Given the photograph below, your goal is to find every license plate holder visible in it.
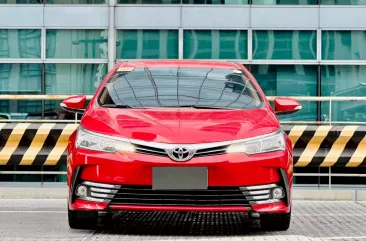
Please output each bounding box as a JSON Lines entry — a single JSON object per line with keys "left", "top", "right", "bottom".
{"left": 152, "top": 167, "right": 208, "bottom": 190}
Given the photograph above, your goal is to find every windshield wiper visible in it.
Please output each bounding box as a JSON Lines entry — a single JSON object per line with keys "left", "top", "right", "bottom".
{"left": 100, "top": 103, "right": 134, "bottom": 108}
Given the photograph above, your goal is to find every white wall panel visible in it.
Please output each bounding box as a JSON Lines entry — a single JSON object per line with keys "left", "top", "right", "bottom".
{"left": 320, "top": 7, "right": 366, "bottom": 28}
{"left": 44, "top": 7, "right": 109, "bottom": 28}
{"left": 0, "top": 7, "right": 43, "bottom": 27}
{"left": 115, "top": 7, "right": 181, "bottom": 28}
{"left": 181, "top": 6, "right": 250, "bottom": 29}
{"left": 251, "top": 7, "right": 318, "bottom": 29}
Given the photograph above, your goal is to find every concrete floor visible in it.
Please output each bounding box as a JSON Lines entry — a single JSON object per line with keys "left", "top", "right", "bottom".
{"left": 0, "top": 199, "right": 366, "bottom": 240}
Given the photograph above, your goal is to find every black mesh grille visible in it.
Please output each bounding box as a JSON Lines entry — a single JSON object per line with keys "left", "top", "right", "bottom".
{"left": 109, "top": 185, "right": 250, "bottom": 207}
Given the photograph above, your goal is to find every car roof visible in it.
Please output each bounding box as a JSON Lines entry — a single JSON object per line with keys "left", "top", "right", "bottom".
{"left": 116, "top": 60, "right": 242, "bottom": 69}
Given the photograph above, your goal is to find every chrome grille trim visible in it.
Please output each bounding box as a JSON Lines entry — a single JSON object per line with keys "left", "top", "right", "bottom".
{"left": 195, "top": 147, "right": 229, "bottom": 156}
{"left": 90, "top": 187, "right": 118, "bottom": 194}
{"left": 240, "top": 183, "right": 285, "bottom": 205}
{"left": 246, "top": 194, "right": 271, "bottom": 201}
{"left": 242, "top": 190, "right": 270, "bottom": 196}
{"left": 76, "top": 181, "right": 121, "bottom": 204}
{"left": 131, "top": 139, "right": 231, "bottom": 159}
{"left": 130, "top": 139, "right": 232, "bottom": 150}
{"left": 78, "top": 196, "right": 110, "bottom": 203}
{"left": 255, "top": 199, "right": 282, "bottom": 204}
{"left": 240, "top": 184, "right": 277, "bottom": 191}
{"left": 196, "top": 148, "right": 228, "bottom": 154}
{"left": 90, "top": 192, "right": 114, "bottom": 199}
{"left": 83, "top": 181, "right": 121, "bottom": 189}
{"left": 134, "top": 146, "right": 166, "bottom": 155}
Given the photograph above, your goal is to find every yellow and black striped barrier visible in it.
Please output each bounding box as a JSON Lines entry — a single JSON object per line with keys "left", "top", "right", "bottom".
{"left": 283, "top": 125, "right": 366, "bottom": 168}
{"left": 0, "top": 123, "right": 365, "bottom": 167}
{"left": 0, "top": 123, "right": 78, "bottom": 166}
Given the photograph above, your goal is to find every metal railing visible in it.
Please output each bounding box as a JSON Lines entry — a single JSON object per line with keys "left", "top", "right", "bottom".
{"left": 1, "top": 95, "right": 366, "bottom": 125}
{"left": 1, "top": 170, "right": 366, "bottom": 190}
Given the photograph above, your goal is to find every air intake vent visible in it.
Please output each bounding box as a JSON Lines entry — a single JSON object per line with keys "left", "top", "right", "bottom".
{"left": 110, "top": 185, "right": 251, "bottom": 207}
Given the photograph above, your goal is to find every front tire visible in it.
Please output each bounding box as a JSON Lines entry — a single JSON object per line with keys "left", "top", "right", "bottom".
{"left": 260, "top": 211, "right": 291, "bottom": 231}
{"left": 68, "top": 207, "right": 98, "bottom": 229}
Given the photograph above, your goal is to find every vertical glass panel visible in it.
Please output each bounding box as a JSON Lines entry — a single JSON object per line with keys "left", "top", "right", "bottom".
{"left": 44, "top": 100, "right": 60, "bottom": 116}
{"left": 0, "top": 29, "right": 41, "bottom": 58}
{"left": 183, "top": 30, "right": 248, "bottom": 59}
{"left": 46, "top": 29, "right": 108, "bottom": 59}
{"left": 118, "top": 0, "right": 180, "bottom": 3}
{"left": 116, "top": 30, "right": 179, "bottom": 59}
{"left": 0, "top": 63, "right": 42, "bottom": 94}
{"left": 46, "top": 0, "right": 107, "bottom": 3}
{"left": 322, "top": 0, "right": 366, "bottom": 4}
{"left": 0, "top": 63, "right": 42, "bottom": 119}
{"left": 322, "top": 31, "right": 366, "bottom": 60}
{"left": 0, "top": 100, "right": 42, "bottom": 120}
{"left": 321, "top": 65, "right": 366, "bottom": 122}
{"left": 18, "top": 100, "right": 43, "bottom": 117}
{"left": 45, "top": 64, "right": 108, "bottom": 94}
{"left": 253, "top": 0, "right": 317, "bottom": 4}
{"left": 253, "top": 30, "right": 317, "bottom": 60}
{"left": 250, "top": 65, "right": 318, "bottom": 121}
{"left": 182, "top": 0, "right": 247, "bottom": 4}
{"left": 0, "top": 0, "right": 42, "bottom": 3}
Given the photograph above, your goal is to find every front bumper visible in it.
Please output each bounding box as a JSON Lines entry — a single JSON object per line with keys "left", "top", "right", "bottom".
{"left": 70, "top": 180, "right": 290, "bottom": 214}
{"left": 68, "top": 149, "right": 292, "bottom": 214}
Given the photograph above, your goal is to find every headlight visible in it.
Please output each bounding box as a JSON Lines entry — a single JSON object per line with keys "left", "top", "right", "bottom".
{"left": 76, "top": 127, "right": 135, "bottom": 153}
{"left": 227, "top": 131, "right": 285, "bottom": 155}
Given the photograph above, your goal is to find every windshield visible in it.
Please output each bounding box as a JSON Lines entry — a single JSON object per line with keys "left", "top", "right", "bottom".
{"left": 98, "top": 67, "right": 263, "bottom": 110}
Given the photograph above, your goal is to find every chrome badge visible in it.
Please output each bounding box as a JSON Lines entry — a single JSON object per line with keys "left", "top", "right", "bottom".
{"left": 166, "top": 147, "right": 196, "bottom": 162}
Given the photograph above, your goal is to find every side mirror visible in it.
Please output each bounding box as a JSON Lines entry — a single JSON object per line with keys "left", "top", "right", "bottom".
{"left": 60, "top": 95, "right": 86, "bottom": 114}
{"left": 274, "top": 97, "right": 302, "bottom": 115}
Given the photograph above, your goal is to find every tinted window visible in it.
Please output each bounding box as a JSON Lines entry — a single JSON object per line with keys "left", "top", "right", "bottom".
{"left": 98, "top": 67, "right": 263, "bottom": 109}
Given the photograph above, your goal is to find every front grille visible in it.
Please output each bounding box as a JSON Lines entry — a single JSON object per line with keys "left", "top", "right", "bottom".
{"left": 133, "top": 143, "right": 229, "bottom": 159}
{"left": 195, "top": 145, "right": 229, "bottom": 157}
{"left": 134, "top": 144, "right": 166, "bottom": 157}
{"left": 109, "top": 185, "right": 250, "bottom": 207}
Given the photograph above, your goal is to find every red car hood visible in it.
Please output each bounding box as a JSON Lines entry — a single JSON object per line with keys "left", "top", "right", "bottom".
{"left": 81, "top": 108, "right": 280, "bottom": 144}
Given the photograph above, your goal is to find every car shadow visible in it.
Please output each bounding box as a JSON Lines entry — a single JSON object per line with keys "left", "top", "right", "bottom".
{"left": 96, "top": 211, "right": 280, "bottom": 237}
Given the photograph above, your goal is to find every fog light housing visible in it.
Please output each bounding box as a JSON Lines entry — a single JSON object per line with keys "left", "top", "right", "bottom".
{"left": 272, "top": 187, "right": 285, "bottom": 199}
{"left": 76, "top": 185, "right": 88, "bottom": 197}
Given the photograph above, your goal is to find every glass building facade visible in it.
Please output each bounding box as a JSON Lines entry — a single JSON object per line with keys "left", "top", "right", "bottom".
{"left": 0, "top": 0, "right": 365, "bottom": 184}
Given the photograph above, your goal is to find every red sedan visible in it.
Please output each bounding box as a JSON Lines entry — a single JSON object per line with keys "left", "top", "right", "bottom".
{"left": 62, "top": 60, "right": 301, "bottom": 231}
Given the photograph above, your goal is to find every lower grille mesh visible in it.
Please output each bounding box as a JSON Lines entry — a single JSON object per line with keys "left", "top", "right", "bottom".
{"left": 110, "top": 185, "right": 250, "bottom": 207}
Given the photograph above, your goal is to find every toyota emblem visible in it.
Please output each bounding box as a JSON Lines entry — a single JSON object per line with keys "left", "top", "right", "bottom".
{"left": 166, "top": 147, "right": 195, "bottom": 162}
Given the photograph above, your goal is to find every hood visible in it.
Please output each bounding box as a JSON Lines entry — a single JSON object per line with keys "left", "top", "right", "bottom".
{"left": 81, "top": 107, "right": 280, "bottom": 144}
